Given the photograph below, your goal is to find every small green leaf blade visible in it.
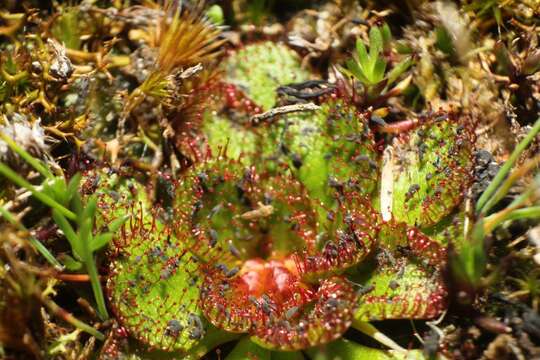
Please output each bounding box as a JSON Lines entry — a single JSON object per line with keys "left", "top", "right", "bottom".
{"left": 381, "top": 23, "right": 392, "bottom": 49}
{"left": 368, "top": 27, "right": 383, "bottom": 68}
{"left": 356, "top": 39, "right": 370, "bottom": 72}
{"left": 345, "top": 59, "right": 369, "bottom": 84}
{"left": 371, "top": 58, "right": 387, "bottom": 84}
{"left": 90, "top": 233, "right": 113, "bottom": 252}
{"left": 52, "top": 209, "right": 82, "bottom": 259}
{"left": 386, "top": 57, "right": 413, "bottom": 87}
{"left": 58, "top": 254, "right": 83, "bottom": 271}
{"left": 451, "top": 217, "right": 486, "bottom": 288}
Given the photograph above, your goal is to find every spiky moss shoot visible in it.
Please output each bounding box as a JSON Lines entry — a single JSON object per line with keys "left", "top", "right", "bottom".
{"left": 152, "top": 3, "right": 225, "bottom": 73}
{"left": 389, "top": 111, "right": 475, "bottom": 230}
{"left": 86, "top": 168, "right": 208, "bottom": 353}
{"left": 222, "top": 42, "right": 313, "bottom": 110}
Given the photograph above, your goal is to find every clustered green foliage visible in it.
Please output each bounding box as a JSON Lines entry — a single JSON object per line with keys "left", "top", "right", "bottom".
{"left": 343, "top": 24, "right": 412, "bottom": 103}
{"left": 0, "top": 134, "right": 127, "bottom": 321}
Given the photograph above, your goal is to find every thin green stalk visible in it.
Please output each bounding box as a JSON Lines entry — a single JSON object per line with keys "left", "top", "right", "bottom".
{"left": 476, "top": 117, "right": 540, "bottom": 214}
{"left": 80, "top": 211, "right": 108, "bottom": 320}
{"left": 0, "top": 132, "right": 53, "bottom": 179}
{"left": 84, "top": 253, "right": 108, "bottom": 320}
{"left": 481, "top": 156, "right": 540, "bottom": 214}
{"left": 508, "top": 186, "right": 536, "bottom": 208}
{"left": 0, "top": 205, "right": 62, "bottom": 269}
{"left": 0, "top": 163, "right": 76, "bottom": 220}
{"left": 504, "top": 206, "right": 540, "bottom": 221}
{"left": 485, "top": 206, "right": 540, "bottom": 232}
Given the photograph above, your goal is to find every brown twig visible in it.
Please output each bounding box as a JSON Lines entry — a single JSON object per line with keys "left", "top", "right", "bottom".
{"left": 250, "top": 103, "right": 320, "bottom": 125}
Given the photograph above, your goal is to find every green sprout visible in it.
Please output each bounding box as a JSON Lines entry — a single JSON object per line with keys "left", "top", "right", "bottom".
{"left": 451, "top": 117, "right": 540, "bottom": 292}
{"left": 0, "top": 132, "right": 127, "bottom": 321}
{"left": 343, "top": 24, "right": 413, "bottom": 103}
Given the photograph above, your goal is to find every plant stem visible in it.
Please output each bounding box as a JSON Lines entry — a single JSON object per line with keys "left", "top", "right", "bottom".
{"left": 485, "top": 206, "right": 540, "bottom": 233}
{"left": 0, "top": 204, "right": 62, "bottom": 269}
{"left": 0, "top": 132, "right": 53, "bottom": 178}
{"left": 0, "top": 163, "right": 76, "bottom": 220}
{"left": 476, "top": 117, "right": 540, "bottom": 214}
{"left": 481, "top": 155, "right": 540, "bottom": 214}
{"left": 85, "top": 253, "right": 108, "bottom": 320}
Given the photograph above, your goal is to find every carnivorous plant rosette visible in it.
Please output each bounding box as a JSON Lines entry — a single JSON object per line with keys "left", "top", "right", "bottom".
{"left": 2, "top": 2, "right": 540, "bottom": 359}
{"left": 90, "top": 42, "right": 475, "bottom": 356}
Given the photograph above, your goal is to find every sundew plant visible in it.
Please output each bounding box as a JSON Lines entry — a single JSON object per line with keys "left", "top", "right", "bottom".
{"left": 0, "top": 1, "right": 540, "bottom": 360}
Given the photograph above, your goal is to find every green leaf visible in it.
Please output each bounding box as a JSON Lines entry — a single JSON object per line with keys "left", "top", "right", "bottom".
{"left": 226, "top": 337, "right": 271, "bottom": 360}
{"left": 368, "top": 27, "right": 383, "bottom": 68}
{"left": 52, "top": 209, "right": 82, "bottom": 259}
{"left": 389, "top": 114, "right": 474, "bottom": 229}
{"left": 203, "top": 113, "right": 259, "bottom": 161}
{"left": 43, "top": 177, "right": 68, "bottom": 206}
{"left": 493, "top": 7, "right": 502, "bottom": 28}
{"left": 66, "top": 173, "right": 82, "bottom": 204}
{"left": 223, "top": 42, "right": 312, "bottom": 110}
{"left": 345, "top": 59, "right": 369, "bottom": 84}
{"left": 90, "top": 233, "right": 112, "bottom": 252}
{"left": 386, "top": 57, "right": 413, "bottom": 87}
{"left": 435, "top": 27, "right": 455, "bottom": 56}
{"left": 71, "top": 192, "right": 84, "bottom": 218}
{"left": 381, "top": 23, "right": 392, "bottom": 49}
{"left": 206, "top": 4, "right": 224, "bottom": 25}
{"left": 477, "top": 117, "right": 540, "bottom": 214}
{"left": 371, "top": 58, "right": 387, "bottom": 84}
{"left": 496, "top": 206, "right": 540, "bottom": 223}
{"left": 277, "top": 99, "right": 379, "bottom": 222}
{"left": 0, "top": 162, "right": 76, "bottom": 220}
{"left": 58, "top": 253, "right": 83, "bottom": 271}
{"left": 451, "top": 218, "right": 486, "bottom": 288}
{"left": 356, "top": 39, "right": 370, "bottom": 72}
{"left": 85, "top": 247, "right": 108, "bottom": 320}
{"left": 50, "top": 6, "right": 81, "bottom": 50}
{"left": 354, "top": 222, "right": 447, "bottom": 321}
{"left": 82, "top": 196, "right": 97, "bottom": 225}
{"left": 79, "top": 217, "right": 93, "bottom": 254}
{"left": 93, "top": 170, "right": 206, "bottom": 352}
